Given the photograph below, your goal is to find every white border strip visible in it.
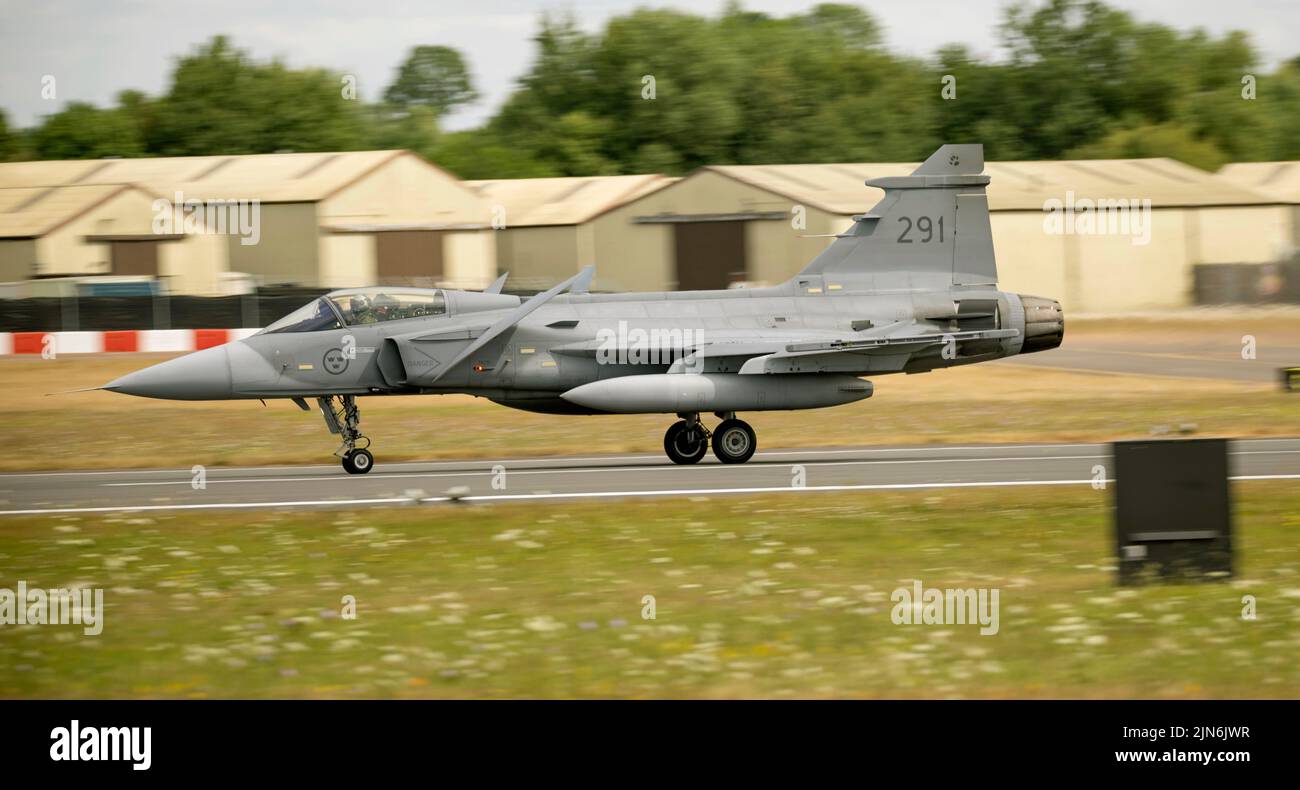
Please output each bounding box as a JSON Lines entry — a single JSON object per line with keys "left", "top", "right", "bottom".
{"left": 0, "top": 329, "right": 262, "bottom": 355}
{"left": 5, "top": 474, "right": 1300, "bottom": 516}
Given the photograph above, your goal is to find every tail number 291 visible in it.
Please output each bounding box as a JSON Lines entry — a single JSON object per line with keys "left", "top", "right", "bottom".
{"left": 897, "top": 216, "right": 944, "bottom": 244}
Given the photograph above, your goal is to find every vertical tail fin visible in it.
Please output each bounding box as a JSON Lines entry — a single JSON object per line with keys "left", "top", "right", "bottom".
{"left": 797, "top": 144, "right": 997, "bottom": 289}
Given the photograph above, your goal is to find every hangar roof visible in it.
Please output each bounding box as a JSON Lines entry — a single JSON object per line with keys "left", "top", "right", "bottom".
{"left": 0, "top": 150, "right": 427, "bottom": 203}
{"left": 467, "top": 174, "right": 673, "bottom": 226}
{"left": 1217, "top": 162, "right": 1300, "bottom": 203}
{"left": 704, "top": 158, "right": 1280, "bottom": 214}
{"left": 0, "top": 183, "right": 140, "bottom": 238}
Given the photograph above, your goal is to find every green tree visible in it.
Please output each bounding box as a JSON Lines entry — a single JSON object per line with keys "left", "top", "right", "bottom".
{"left": 114, "top": 89, "right": 160, "bottom": 152}
{"left": 589, "top": 8, "right": 746, "bottom": 170}
{"left": 426, "top": 130, "right": 558, "bottom": 179}
{"left": 31, "top": 102, "right": 144, "bottom": 159}
{"left": 1259, "top": 62, "right": 1300, "bottom": 159}
{"left": 5, "top": 1, "right": 1299, "bottom": 174}
{"left": 367, "top": 104, "right": 442, "bottom": 153}
{"left": 995, "top": 0, "right": 1139, "bottom": 156}
{"left": 934, "top": 47, "right": 1031, "bottom": 160}
{"left": 0, "top": 110, "right": 17, "bottom": 161}
{"left": 150, "top": 36, "right": 366, "bottom": 155}
{"left": 383, "top": 45, "right": 479, "bottom": 117}
{"left": 485, "top": 4, "right": 936, "bottom": 175}
{"left": 796, "top": 3, "right": 882, "bottom": 50}
{"left": 1067, "top": 123, "right": 1228, "bottom": 170}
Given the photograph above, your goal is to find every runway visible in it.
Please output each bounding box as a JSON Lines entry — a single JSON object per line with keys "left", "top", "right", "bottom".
{"left": 3, "top": 438, "right": 1299, "bottom": 515}
{"left": 998, "top": 341, "right": 1300, "bottom": 381}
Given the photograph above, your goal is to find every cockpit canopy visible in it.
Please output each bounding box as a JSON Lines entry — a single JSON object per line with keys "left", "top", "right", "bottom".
{"left": 329, "top": 289, "right": 447, "bottom": 325}
{"left": 261, "top": 289, "right": 448, "bottom": 334}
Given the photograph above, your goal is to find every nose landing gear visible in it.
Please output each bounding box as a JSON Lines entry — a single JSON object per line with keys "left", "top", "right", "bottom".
{"left": 318, "top": 394, "right": 374, "bottom": 474}
{"left": 663, "top": 411, "right": 757, "bottom": 465}
{"left": 342, "top": 446, "right": 373, "bottom": 475}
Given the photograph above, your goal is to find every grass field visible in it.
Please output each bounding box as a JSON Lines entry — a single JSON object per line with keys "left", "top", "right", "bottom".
{"left": 2, "top": 483, "right": 1298, "bottom": 699}
{"left": 4, "top": 317, "right": 1299, "bottom": 471}
{"left": 3, "top": 316, "right": 1296, "bottom": 698}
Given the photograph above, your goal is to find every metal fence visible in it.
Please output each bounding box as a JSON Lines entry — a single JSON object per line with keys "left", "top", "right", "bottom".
{"left": 0, "top": 288, "right": 331, "bottom": 332}
{"left": 1192, "top": 260, "right": 1300, "bottom": 305}
{"left": 2, "top": 264, "right": 1298, "bottom": 333}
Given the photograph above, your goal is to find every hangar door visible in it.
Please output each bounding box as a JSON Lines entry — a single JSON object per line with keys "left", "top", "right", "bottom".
{"left": 673, "top": 221, "right": 747, "bottom": 291}
{"left": 110, "top": 240, "right": 161, "bottom": 276}
{"left": 375, "top": 231, "right": 444, "bottom": 287}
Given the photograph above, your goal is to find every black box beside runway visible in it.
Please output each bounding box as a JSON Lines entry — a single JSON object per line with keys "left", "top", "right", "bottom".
{"left": 1282, "top": 366, "right": 1300, "bottom": 392}
{"left": 1113, "top": 438, "right": 1233, "bottom": 585}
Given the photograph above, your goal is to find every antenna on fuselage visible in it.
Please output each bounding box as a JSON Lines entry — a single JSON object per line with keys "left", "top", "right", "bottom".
{"left": 570, "top": 266, "right": 595, "bottom": 294}
{"left": 484, "top": 272, "right": 509, "bottom": 294}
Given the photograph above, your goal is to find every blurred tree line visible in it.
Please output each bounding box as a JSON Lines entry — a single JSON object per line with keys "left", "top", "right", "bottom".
{"left": 3, "top": 0, "right": 1298, "bottom": 176}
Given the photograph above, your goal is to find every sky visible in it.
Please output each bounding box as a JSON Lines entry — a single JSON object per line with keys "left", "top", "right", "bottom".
{"left": 1, "top": 0, "right": 1296, "bottom": 131}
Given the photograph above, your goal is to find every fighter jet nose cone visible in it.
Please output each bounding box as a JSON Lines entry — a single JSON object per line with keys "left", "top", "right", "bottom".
{"left": 105, "top": 344, "right": 233, "bottom": 400}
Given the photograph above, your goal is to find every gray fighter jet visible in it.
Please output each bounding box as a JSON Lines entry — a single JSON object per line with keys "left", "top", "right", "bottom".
{"left": 104, "top": 145, "right": 1063, "bottom": 473}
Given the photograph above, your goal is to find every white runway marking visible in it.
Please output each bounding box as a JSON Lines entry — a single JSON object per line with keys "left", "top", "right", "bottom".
{"left": 4, "top": 474, "right": 1299, "bottom": 516}
{"left": 97, "top": 454, "right": 1113, "bottom": 487}
{"left": 0, "top": 497, "right": 422, "bottom": 516}
{"left": 0, "top": 442, "right": 1138, "bottom": 478}
{"left": 1, "top": 438, "right": 1295, "bottom": 479}
{"left": 439, "top": 474, "right": 1300, "bottom": 503}
{"left": 92, "top": 448, "right": 1300, "bottom": 488}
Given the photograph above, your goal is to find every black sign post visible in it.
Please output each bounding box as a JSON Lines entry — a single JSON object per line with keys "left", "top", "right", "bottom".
{"left": 1281, "top": 366, "right": 1300, "bottom": 392}
{"left": 1113, "top": 438, "right": 1233, "bottom": 585}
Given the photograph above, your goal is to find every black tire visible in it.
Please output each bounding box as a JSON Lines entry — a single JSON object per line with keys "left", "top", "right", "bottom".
{"left": 343, "top": 448, "right": 374, "bottom": 475}
{"left": 711, "top": 419, "right": 756, "bottom": 464}
{"left": 663, "top": 420, "right": 708, "bottom": 465}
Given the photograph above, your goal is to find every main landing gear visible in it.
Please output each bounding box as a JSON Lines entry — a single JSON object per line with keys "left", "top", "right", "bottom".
{"left": 318, "top": 394, "right": 374, "bottom": 474}
{"left": 663, "top": 412, "right": 757, "bottom": 465}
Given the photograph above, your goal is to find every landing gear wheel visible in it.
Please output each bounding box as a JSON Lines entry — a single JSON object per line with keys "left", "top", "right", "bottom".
{"left": 342, "top": 448, "right": 374, "bottom": 475}
{"left": 664, "top": 420, "right": 708, "bottom": 465}
{"left": 712, "top": 419, "right": 756, "bottom": 464}
{"left": 319, "top": 395, "right": 375, "bottom": 474}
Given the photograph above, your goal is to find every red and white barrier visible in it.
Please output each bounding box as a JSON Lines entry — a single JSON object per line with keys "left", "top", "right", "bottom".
{"left": 0, "top": 329, "right": 261, "bottom": 355}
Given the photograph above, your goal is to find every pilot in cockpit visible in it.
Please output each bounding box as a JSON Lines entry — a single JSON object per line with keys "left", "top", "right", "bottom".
{"left": 350, "top": 294, "right": 376, "bottom": 324}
